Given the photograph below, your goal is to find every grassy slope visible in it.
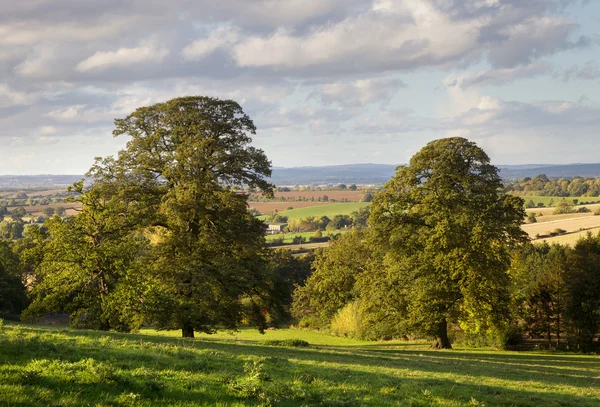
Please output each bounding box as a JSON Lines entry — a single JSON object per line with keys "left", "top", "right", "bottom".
{"left": 1, "top": 324, "right": 599, "bottom": 406}
{"left": 259, "top": 202, "right": 370, "bottom": 222}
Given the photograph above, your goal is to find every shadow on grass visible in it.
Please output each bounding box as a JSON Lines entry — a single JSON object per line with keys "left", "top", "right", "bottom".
{"left": 1, "top": 326, "right": 599, "bottom": 406}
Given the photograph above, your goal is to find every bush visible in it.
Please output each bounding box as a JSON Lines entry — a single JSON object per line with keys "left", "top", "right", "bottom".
{"left": 527, "top": 212, "right": 537, "bottom": 223}
{"left": 261, "top": 339, "right": 309, "bottom": 347}
{"left": 577, "top": 206, "right": 591, "bottom": 213}
{"left": 550, "top": 228, "right": 567, "bottom": 236}
{"left": 292, "top": 236, "right": 306, "bottom": 245}
{"left": 553, "top": 199, "right": 576, "bottom": 215}
{"left": 594, "top": 207, "right": 600, "bottom": 216}
{"left": 330, "top": 300, "right": 366, "bottom": 339}
{"left": 497, "top": 325, "right": 524, "bottom": 350}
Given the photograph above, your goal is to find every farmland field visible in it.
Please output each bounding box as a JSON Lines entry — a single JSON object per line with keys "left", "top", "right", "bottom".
{"left": 248, "top": 201, "right": 334, "bottom": 215}
{"left": 259, "top": 202, "right": 370, "bottom": 221}
{"left": 538, "top": 228, "right": 600, "bottom": 245}
{"left": 251, "top": 190, "right": 365, "bottom": 202}
{"left": 522, "top": 215, "right": 600, "bottom": 238}
{"left": 1, "top": 323, "right": 599, "bottom": 406}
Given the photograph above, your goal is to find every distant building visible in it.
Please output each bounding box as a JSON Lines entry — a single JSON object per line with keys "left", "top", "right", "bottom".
{"left": 266, "top": 223, "right": 287, "bottom": 234}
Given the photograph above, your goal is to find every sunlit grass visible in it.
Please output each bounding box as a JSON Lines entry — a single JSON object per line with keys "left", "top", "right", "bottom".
{"left": 1, "top": 323, "right": 599, "bottom": 406}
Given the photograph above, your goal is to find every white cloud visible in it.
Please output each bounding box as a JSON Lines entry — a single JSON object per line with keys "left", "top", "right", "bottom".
{"left": 45, "top": 105, "right": 85, "bottom": 120}
{"left": 182, "top": 28, "right": 238, "bottom": 60}
{"left": 76, "top": 44, "right": 169, "bottom": 72}
{"left": 455, "top": 61, "right": 553, "bottom": 88}
{"left": 315, "top": 77, "right": 406, "bottom": 106}
{"left": 38, "top": 125, "right": 58, "bottom": 135}
{"left": 0, "top": 84, "right": 39, "bottom": 107}
{"left": 558, "top": 61, "right": 600, "bottom": 82}
{"left": 14, "top": 45, "right": 59, "bottom": 78}
{"left": 37, "top": 136, "right": 59, "bottom": 145}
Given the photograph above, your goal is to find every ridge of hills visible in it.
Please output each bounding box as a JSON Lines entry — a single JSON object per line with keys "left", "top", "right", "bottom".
{"left": 2, "top": 163, "right": 600, "bottom": 188}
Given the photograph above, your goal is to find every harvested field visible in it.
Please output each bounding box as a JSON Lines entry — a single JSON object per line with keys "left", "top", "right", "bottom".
{"left": 527, "top": 211, "right": 597, "bottom": 223}
{"left": 537, "top": 227, "right": 600, "bottom": 246}
{"left": 8, "top": 202, "right": 81, "bottom": 216}
{"left": 526, "top": 203, "right": 600, "bottom": 216}
{"left": 522, "top": 215, "right": 600, "bottom": 238}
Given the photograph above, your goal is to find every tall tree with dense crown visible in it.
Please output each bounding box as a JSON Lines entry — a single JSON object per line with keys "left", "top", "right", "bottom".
{"left": 94, "top": 96, "right": 273, "bottom": 337}
{"left": 363, "top": 137, "right": 526, "bottom": 348}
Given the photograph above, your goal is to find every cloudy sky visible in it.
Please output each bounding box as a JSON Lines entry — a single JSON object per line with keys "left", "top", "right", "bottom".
{"left": 1, "top": 0, "right": 599, "bottom": 174}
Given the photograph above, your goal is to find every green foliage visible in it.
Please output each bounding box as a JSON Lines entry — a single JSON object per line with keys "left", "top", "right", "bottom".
{"left": 526, "top": 212, "right": 537, "bottom": 223}
{"left": 0, "top": 241, "right": 27, "bottom": 317}
{"left": 292, "top": 230, "right": 370, "bottom": 327}
{"left": 505, "top": 175, "right": 600, "bottom": 197}
{"left": 25, "top": 96, "right": 275, "bottom": 338}
{"left": 509, "top": 243, "right": 568, "bottom": 348}
{"left": 330, "top": 300, "right": 367, "bottom": 339}
{"left": 565, "top": 234, "right": 600, "bottom": 351}
{"left": 362, "top": 137, "right": 527, "bottom": 348}
{"left": 23, "top": 187, "right": 150, "bottom": 331}
{"left": 351, "top": 205, "right": 371, "bottom": 228}
{"left": 553, "top": 199, "right": 576, "bottom": 214}
{"left": 360, "top": 192, "right": 374, "bottom": 202}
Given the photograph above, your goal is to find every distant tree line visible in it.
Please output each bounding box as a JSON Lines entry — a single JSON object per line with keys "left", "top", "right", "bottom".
{"left": 504, "top": 174, "right": 600, "bottom": 197}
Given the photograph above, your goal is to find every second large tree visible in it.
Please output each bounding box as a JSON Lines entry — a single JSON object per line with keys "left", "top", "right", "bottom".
{"left": 363, "top": 137, "right": 526, "bottom": 348}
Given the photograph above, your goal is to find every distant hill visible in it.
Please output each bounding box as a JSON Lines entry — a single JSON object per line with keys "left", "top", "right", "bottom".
{"left": 0, "top": 175, "right": 83, "bottom": 189}
{"left": 270, "top": 164, "right": 398, "bottom": 185}
{"left": 497, "top": 164, "right": 600, "bottom": 180}
{"left": 2, "top": 163, "right": 600, "bottom": 189}
{"left": 270, "top": 163, "right": 600, "bottom": 185}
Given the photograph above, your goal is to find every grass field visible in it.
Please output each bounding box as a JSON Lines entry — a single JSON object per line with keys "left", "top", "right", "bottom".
{"left": 259, "top": 202, "right": 370, "bottom": 222}
{"left": 265, "top": 231, "right": 317, "bottom": 243}
{"left": 1, "top": 323, "right": 598, "bottom": 406}
{"left": 251, "top": 191, "right": 365, "bottom": 202}
{"left": 249, "top": 202, "right": 335, "bottom": 216}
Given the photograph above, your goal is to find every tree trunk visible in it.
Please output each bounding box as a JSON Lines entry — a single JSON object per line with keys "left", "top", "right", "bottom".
{"left": 432, "top": 318, "right": 452, "bottom": 349}
{"left": 182, "top": 323, "right": 194, "bottom": 338}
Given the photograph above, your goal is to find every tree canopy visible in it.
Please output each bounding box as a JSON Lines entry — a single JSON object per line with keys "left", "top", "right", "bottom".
{"left": 361, "top": 137, "right": 526, "bottom": 348}
{"left": 25, "top": 96, "right": 275, "bottom": 337}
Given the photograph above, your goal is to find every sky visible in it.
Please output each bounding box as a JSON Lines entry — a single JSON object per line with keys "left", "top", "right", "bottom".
{"left": 1, "top": 0, "right": 600, "bottom": 174}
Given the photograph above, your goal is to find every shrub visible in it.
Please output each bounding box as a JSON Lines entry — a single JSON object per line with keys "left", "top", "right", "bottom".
{"left": 594, "top": 207, "right": 600, "bottom": 216}
{"left": 292, "top": 236, "right": 306, "bottom": 245}
{"left": 330, "top": 300, "right": 366, "bottom": 339}
{"left": 549, "top": 228, "right": 567, "bottom": 236}
{"left": 553, "top": 199, "right": 575, "bottom": 215}
{"left": 577, "top": 206, "right": 591, "bottom": 213}
{"left": 261, "top": 339, "right": 309, "bottom": 347}
{"left": 527, "top": 213, "right": 537, "bottom": 223}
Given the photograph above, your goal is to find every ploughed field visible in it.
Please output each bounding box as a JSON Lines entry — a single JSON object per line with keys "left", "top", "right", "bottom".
{"left": 1, "top": 323, "right": 599, "bottom": 406}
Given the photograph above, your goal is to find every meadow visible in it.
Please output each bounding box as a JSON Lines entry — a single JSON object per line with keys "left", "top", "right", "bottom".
{"left": 259, "top": 202, "right": 370, "bottom": 222}
{"left": 1, "top": 323, "right": 599, "bottom": 407}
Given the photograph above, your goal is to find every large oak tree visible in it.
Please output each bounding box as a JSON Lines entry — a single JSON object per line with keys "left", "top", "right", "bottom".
{"left": 26, "top": 96, "right": 274, "bottom": 337}
{"left": 362, "top": 137, "right": 526, "bottom": 348}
